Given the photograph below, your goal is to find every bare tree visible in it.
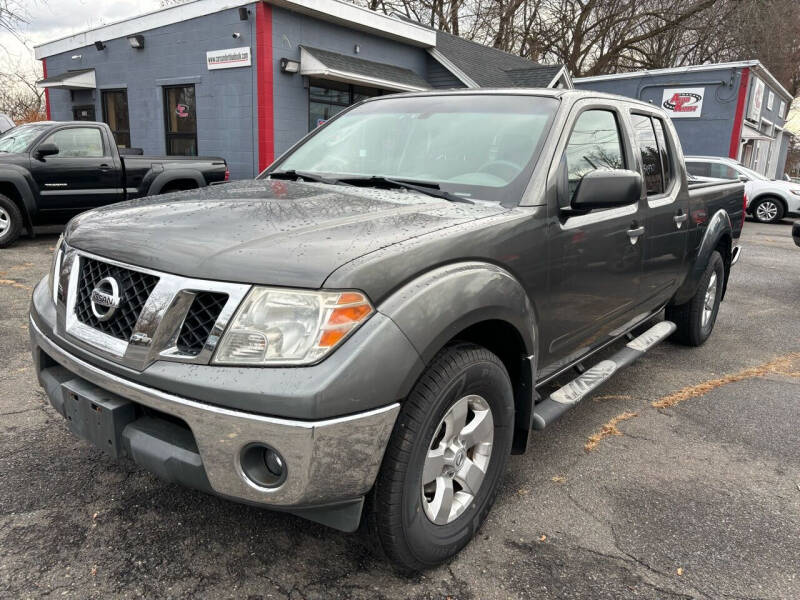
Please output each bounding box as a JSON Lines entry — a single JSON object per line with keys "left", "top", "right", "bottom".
{"left": 0, "top": 0, "right": 28, "bottom": 51}
{"left": 0, "top": 60, "right": 45, "bottom": 122}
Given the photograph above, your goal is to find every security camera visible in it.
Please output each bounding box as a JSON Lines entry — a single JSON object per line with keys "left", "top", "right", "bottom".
{"left": 232, "top": 32, "right": 241, "bottom": 39}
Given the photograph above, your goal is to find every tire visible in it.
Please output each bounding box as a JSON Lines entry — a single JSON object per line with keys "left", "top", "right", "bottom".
{"left": 367, "top": 343, "right": 514, "bottom": 572}
{"left": 0, "top": 194, "right": 23, "bottom": 249}
{"left": 751, "top": 197, "right": 785, "bottom": 224}
{"left": 666, "top": 250, "right": 724, "bottom": 346}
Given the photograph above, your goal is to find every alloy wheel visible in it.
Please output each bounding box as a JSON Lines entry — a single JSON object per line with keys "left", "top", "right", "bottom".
{"left": 421, "top": 394, "right": 494, "bottom": 525}
{"left": 755, "top": 200, "right": 779, "bottom": 222}
{"left": 0, "top": 207, "right": 9, "bottom": 235}
{"left": 702, "top": 272, "right": 718, "bottom": 328}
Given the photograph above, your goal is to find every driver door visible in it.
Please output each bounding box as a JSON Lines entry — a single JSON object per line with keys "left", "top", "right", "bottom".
{"left": 540, "top": 103, "right": 646, "bottom": 373}
{"left": 29, "top": 125, "right": 122, "bottom": 215}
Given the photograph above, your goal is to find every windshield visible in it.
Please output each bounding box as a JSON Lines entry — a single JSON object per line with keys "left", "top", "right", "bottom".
{"left": 264, "top": 94, "right": 559, "bottom": 202}
{"left": 0, "top": 123, "right": 50, "bottom": 154}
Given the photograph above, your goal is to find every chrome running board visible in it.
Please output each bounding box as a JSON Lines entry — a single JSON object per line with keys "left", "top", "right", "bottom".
{"left": 532, "top": 320, "right": 676, "bottom": 430}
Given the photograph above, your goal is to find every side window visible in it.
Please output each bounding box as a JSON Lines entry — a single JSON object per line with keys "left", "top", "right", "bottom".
{"left": 631, "top": 114, "right": 663, "bottom": 195}
{"left": 565, "top": 109, "right": 625, "bottom": 199}
{"left": 652, "top": 118, "right": 674, "bottom": 189}
{"left": 686, "top": 161, "right": 709, "bottom": 177}
{"left": 40, "top": 127, "right": 105, "bottom": 158}
{"left": 708, "top": 163, "right": 738, "bottom": 180}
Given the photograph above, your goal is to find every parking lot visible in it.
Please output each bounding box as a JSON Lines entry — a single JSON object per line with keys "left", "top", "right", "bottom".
{"left": 1, "top": 219, "right": 798, "bottom": 599}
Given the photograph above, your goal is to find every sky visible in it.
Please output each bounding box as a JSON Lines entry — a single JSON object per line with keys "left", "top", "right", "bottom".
{"left": 0, "top": 0, "right": 163, "bottom": 74}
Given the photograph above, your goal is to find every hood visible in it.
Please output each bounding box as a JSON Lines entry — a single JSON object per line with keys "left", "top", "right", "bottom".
{"left": 65, "top": 179, "right": 506, "bottom": 289}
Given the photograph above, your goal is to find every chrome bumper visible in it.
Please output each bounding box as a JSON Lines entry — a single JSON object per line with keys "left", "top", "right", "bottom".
{"left": 30, "top": 316, "right": 399, "bottom": 508}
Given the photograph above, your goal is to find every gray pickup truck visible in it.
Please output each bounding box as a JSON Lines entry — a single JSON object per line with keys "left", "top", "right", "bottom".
{"left": 29, "top": 90, "right": 744, "bottom": 571}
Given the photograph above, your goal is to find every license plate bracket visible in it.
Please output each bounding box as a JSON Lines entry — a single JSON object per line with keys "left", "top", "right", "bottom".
{"left": 61, "top": 379, "right": 136, "bottom": 458}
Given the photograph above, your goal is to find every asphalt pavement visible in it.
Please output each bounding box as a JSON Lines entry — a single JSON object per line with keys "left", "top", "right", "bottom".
{"left": 1, "top": 219, "right": 798, "bottom": 599}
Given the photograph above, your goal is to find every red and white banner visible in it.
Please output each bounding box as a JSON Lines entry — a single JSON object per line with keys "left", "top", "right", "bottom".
{"left": 661, "top": 87, "right": 704, "bottom": 119}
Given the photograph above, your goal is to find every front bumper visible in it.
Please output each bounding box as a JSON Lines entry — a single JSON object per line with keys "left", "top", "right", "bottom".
{"left": 30, "top": 307, "right": 400, "bottom": 531}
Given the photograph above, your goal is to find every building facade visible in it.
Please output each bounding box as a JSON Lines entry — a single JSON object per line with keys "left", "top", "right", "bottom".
{"left": 36, "top": 0, "right": 569, "bottom": 180}
{"left": 576, "top": 62, "right": 794, "bottom": 179}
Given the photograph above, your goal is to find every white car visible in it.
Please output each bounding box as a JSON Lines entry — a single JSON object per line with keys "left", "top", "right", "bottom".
{"left": 685, "top": 156, "right": 800, "bottom": 224}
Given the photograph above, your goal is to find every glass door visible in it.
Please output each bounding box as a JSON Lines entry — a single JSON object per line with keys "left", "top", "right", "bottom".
{"left": 163, "top": 85, "right": 197, "bottom": 156}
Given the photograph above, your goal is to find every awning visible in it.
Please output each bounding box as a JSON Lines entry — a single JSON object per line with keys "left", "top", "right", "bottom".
{"left": 299, "top": 46, "right": 431, "bottom": 92}
{"left": 740, "top": 124, "right": 772, "bottom": 142}
{"left": 36, "top": 68, "right": 96, "bottom": 90}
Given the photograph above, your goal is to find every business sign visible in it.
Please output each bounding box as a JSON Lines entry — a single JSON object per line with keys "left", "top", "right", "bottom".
{"left": 661, "top": 87, "right": 704, "bottom": 118}
{"left": 206, "top": 47, "right": 251, "bottom": 70}
{"left": 748, "top": 77, "right": 765, "bottom": 121}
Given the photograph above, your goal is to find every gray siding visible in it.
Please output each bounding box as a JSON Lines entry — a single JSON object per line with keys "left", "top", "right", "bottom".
{"left": 425, "top": 54, "right": 467, "bottom": 89}
{"left": 45, "top": 4, "right": 259, "bottom": 180}
{"left": 270, "top": 6, "right": 429, "bottom": 158}
{"left": 774, "top": 131, "right": 791, "bottom": 179}
{"left": 576, "top": 67, "right": 744, "bottom": 158}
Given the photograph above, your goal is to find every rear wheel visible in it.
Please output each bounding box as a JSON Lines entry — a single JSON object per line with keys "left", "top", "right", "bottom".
{"left": 0, "top": 194, "right": 23, "bottom": 248}
{"left": 751, "top": 197, "right": 784, "bottom": 224}
{"left": 367, "top": 343, "right": 514, "bottom": 572}
{"left": 666, "top": 250, "right": 724, "bottom": 346}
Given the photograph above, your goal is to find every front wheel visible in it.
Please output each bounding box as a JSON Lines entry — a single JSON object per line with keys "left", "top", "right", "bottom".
{"left": 751, "top": 197, "right": 785, "bottom": 224}
{"left": 666, "top": 250, "right": 724, "bottom": 346}
{"left": 367, "top": 343, "right": 514, "bottom": 572}
{"left": 0, "top": 194, "right": 23, "bottom": 248}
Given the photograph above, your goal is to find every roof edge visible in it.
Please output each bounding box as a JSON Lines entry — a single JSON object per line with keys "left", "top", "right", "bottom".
{"left": 427, "top": 47, "right": 479, "bottom": 88}
{"left": 575, "top": 61, "right": 793, "bottom": 102}
{"left": 35, "top": 0, "right": 435, "bottom": 59}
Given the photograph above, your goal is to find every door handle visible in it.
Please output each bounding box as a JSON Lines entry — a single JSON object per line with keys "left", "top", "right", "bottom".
{"left": 627, "top": 225, "right": 645, "bottom": 245}
{"left": 99, "top": 163, "right": 111, "bottom": 172}
{"left": 674, "top": 213, "right": 688, "bottom": 228}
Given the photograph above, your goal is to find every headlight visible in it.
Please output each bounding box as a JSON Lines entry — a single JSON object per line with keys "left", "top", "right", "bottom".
{"left": 48, "top": 235, "right": 64, "bottom": 304}
{"left": 790, "top": 189, "right": 800, "bottom": 196}
{"left": 213, "top": 287, "right": 373, "bottom": 365}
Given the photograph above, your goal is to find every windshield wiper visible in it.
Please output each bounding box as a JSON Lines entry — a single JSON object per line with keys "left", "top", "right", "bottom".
{"left": 268, "top": 170, "right": 341, "bottom": 185}
{"left": 337, "top": 176, "right": 474, "bottom": 204}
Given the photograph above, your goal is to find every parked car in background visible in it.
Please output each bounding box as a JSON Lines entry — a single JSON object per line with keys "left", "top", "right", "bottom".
{"left": 0, "top": 114, "right": 14, "bottom": 135}
{"left": 685, "top": 155, "right": 800, "bottom": 224}
{"left": 30, "top": 90, "right": 744, "bottom": 571}
{"left": 0, "top": 121, "right": 228, "bottom": 248}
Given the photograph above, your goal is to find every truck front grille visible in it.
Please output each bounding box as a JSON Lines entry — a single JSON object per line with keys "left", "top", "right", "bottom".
{"left": 177, "top": 292, "right": 229, "bottom": 355}
{"left": 74, "top": 258, "right": 159, "bottom": 341}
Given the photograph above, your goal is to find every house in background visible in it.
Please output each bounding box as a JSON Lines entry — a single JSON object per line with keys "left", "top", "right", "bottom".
{"left": 576, "top": 62, "right": 794, "bottom": 179}
{"left": 34, "top": 0, "right": 569, "bottom": 179}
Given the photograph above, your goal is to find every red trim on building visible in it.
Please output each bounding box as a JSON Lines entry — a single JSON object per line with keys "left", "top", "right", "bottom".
{"left": 255, "top": 2, "right": 274, "bottom": 171}
{"left": 728, "top": 67, "right": 749, "bottom": 159}
{"left": 42, "top": 58, "right": 52, "bottom": 120}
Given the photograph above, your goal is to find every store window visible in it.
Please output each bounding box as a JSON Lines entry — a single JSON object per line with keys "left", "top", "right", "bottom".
{"left": 101, "top": 90, "right": 131, "bottom": 148}
{"left": 308, "top": 79, "right": 382, "bottom": 130}
{"left": 163, "top": 85, "right": 197, "bottom": 156}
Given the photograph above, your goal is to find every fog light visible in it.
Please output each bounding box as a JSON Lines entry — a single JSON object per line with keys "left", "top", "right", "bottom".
{"left": 240, "top": 444, "right": 287, "bottom": 489}
{"left": 264, "top": 449, "right": 284, "bottom": 476}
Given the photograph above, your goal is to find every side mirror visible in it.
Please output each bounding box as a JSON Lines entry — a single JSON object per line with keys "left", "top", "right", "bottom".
{"left": 570, "top": 169, "right": 642, "bottom": 211}
{"left": 738, "top": 175, "right": 749, "bottom": 183}
{"left": 35, "top": 143, "right": 59, "bottom": 160}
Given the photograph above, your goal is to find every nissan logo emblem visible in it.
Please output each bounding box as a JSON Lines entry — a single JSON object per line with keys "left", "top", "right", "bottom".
{"left": 90, "top": 276, "right": 121, "bottom": 322}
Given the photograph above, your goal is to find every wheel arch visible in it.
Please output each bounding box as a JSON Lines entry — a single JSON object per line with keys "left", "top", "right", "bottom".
{"left": 671, "top": 208, "right": 732, "bottom": 306}
{"left": 379, "top": 262, "right": 539, "bottom": 455}
{"left": 0, "top": 173, "right": 36, "bottom": 234}
{"left": 749, "top": 193, "right": 787, "bottom": 217}
{"left": 147, "top": 169, "right": 206, "bottom": 195}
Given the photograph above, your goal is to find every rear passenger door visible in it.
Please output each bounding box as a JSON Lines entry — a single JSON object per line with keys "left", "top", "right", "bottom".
{"left": 630, "top": 112, "right": 689, "bottom": 307}
{"left": 542, "top": 102, "right": 646, "bottom": 371}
